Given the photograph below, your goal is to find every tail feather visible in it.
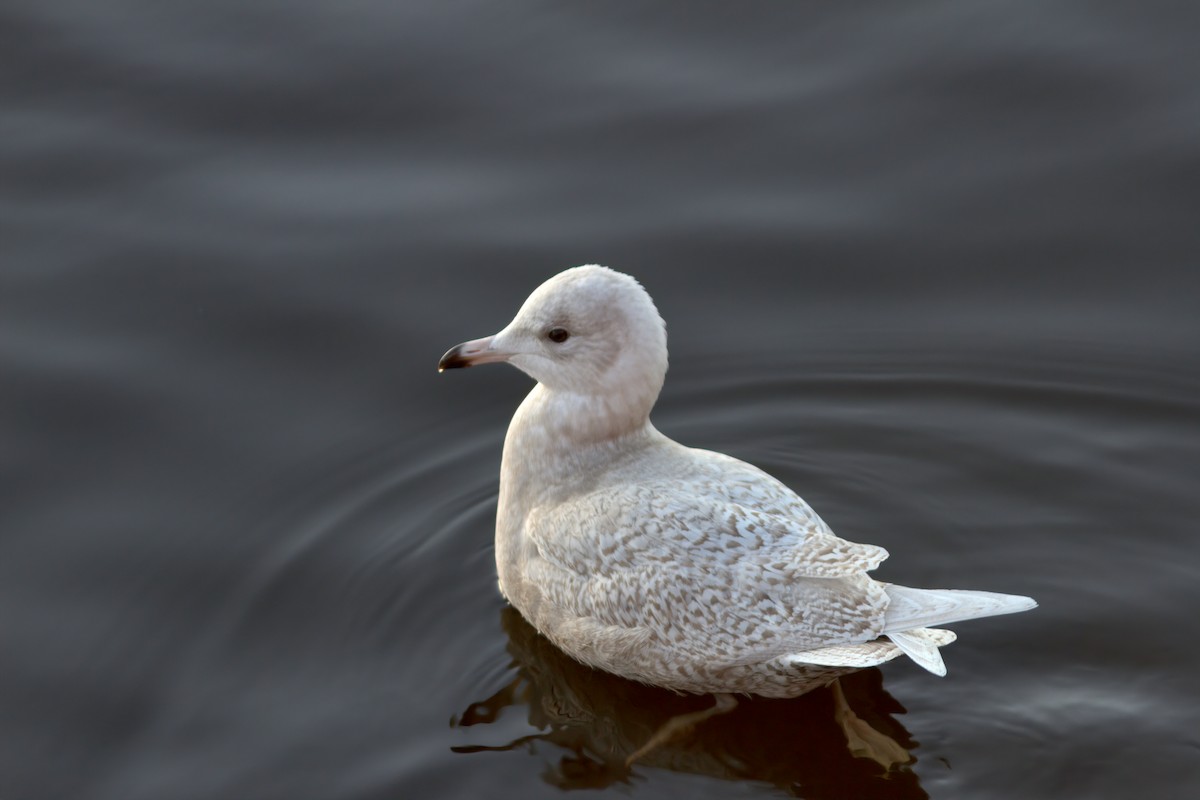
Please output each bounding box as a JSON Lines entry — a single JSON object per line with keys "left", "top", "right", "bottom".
{"left": 884, "top": 585, "right": 1037, "bottom": 632}
{"left": 887, "top": 629, "right": 948, "bottom": 676}
{"left": 778, "top": 627, "right": 956, "bottom": 671}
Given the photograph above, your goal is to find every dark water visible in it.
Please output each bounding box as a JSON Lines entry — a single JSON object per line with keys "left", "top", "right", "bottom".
{"left": 3, "top": 2, "right": 1199, "bottom": 798}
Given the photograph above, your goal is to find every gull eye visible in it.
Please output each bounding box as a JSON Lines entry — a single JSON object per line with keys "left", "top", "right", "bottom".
{"left": 547, "top": 327, "right": 570, "bottom": 343}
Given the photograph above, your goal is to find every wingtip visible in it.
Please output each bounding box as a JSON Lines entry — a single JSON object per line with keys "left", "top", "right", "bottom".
{"left": 1007, "top": 594, "right": 1039, "bottom": 614}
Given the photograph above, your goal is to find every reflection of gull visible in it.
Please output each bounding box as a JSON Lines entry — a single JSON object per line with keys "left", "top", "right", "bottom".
{"left": 453, "top": 608, "right": 927, "bottom": 793}
{"left": 440, "top": 265, "right": 1036, "bottom": 697}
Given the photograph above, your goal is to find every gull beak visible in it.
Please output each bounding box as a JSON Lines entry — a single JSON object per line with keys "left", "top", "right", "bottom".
{"left": 438, "top": 335, "right": 511, "bottom": 371}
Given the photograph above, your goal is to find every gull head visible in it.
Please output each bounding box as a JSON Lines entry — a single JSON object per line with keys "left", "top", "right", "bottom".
{"left": 439, "top": 265, "right": 668, "bottom": 403}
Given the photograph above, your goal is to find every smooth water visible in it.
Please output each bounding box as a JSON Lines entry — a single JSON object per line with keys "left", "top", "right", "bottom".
{"left": 3, "top": 2, "right": 1199, "bottom": 798}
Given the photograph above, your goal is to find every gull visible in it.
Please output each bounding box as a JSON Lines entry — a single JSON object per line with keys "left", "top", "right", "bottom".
{"left": 438, "top": 265, "right": 1036, "bottom": 702}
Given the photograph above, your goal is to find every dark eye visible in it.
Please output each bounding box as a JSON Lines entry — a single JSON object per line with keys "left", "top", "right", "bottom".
{"left": 547, "top": 327, "right": 570, "bottom": 343}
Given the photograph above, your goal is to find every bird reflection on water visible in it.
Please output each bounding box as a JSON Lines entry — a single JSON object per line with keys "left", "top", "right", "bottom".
{"left": 452, "top": 608, "right": 931, "bottom": 797}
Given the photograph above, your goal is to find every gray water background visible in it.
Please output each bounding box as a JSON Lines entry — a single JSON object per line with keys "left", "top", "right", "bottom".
{"left": 3, "top": 2, "right": 1199, "bottom": 798}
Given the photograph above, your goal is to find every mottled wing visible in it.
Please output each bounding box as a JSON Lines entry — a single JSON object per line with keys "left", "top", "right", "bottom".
{"left": 525, "top": 477, "right": 890, "bottom": 664}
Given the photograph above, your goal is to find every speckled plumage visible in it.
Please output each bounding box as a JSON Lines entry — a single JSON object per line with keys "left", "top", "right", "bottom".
{"left": 439, "top": 265, "right": 1036, "bottom": 697}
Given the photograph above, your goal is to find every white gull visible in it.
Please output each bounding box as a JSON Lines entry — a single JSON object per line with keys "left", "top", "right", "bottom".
{"left": 439, "top": 265, "right": 1036, "bottom": 697}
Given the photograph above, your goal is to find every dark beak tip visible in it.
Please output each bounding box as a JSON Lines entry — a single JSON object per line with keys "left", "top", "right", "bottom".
{"left": 438, "top": 345, "right": 471, "bottom": 372}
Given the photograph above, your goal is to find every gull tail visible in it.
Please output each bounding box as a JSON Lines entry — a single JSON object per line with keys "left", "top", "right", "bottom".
{"left": 882, "top": 584, "right": 1037, "bottom": 675}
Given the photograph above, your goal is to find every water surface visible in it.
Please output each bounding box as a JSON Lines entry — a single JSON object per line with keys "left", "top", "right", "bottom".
{"left": 2, "top": 2, "right": 1198, "bottom": 798}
